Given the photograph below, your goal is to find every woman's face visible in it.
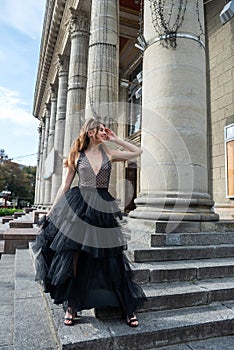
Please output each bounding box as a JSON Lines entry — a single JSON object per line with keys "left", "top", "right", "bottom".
{"left": 96, "top": 124, "right": 107, "bottom": 142}
{"left": 89, "top": 124, "right": 107, "bottom": 142}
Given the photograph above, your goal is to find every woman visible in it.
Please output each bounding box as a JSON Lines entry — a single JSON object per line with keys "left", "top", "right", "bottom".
{"left": 32, "top": 118, "right": 146, "bottom": 327}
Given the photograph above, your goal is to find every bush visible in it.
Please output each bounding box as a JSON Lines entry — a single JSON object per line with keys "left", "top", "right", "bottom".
{"left": 0, "top": 208, "right": 23, "bottom": 217}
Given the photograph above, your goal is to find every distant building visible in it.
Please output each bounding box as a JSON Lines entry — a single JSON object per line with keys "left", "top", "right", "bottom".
{"left": 33, "top": 0, "right": 234, "bottom": 221}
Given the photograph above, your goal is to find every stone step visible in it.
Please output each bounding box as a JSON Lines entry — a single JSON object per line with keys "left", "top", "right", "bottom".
{"left": 141, "top": 277, "right": 234, "bottom": 312}
{"left": 0, "top": 240, "right": 5, "bottom": 257}
{"left": 150, "top": 334, "right": 234, "bottom": 350}
{"left": 127, "top": 243, "right": 234, "bottom": 262}
{"left": 131, "top": 257, "right": 234, "bottom": 284}
{"left": 2, "top": 228, "right": 39, "bottom": 253}
{"left": 13, "top": 212, "right": 25, "bottom": 219}
{"left": 1, "top": 216, "right": 14, "bottom": 224}
{"left": 32, "top": 210, "right": 48, "bottom": 224}
{"left": 45, "top": 299, "right": 234, "bottom": 349}
{"left": 9, "top": 213, "right": 34, "bottom": 229}
{"left": 151, "top": 232, "right": 234, "bottom": 247}
{"left": 0, "top": 254, "right": 15, "bottom": 349}
{"left": 9, "top": 221, "right": 33, "bottom": 228}
{"left": 23, "top": 207, "right": 35, "bottom": 214}
{"left": 97, "top": 277, "right": 234, "bottom": 316}
{"left": 27, "top": 242, "right": 234, "bottom": 348}
{"left": 15, "top": 212, "right": 33, "bottom": 222}
{"left": 13, "top": 248, "right": 59, "bottom": 350}
{"left": 154, "top": 220, "right": 234, "bottom": 233}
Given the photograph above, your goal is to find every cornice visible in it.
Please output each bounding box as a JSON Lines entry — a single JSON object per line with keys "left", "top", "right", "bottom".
{"left": 33, "top": 0, "right": 66, "bottom": 118}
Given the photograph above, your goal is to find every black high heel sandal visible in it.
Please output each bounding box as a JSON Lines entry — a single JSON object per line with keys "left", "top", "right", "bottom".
{"left": 126, "top": 313, "right": 139, "bottom": 328}
{"left": 64, "top": 307, "right": 75, "bottom": 326}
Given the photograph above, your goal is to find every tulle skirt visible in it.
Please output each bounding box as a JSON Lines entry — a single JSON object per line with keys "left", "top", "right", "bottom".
{"left": 32, "top": 186, "right": 146, "bottom": 316}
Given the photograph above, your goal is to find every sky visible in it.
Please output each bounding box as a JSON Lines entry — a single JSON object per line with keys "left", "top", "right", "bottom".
{"left": 0, "top": 0, "right": 46, "bottom": 166}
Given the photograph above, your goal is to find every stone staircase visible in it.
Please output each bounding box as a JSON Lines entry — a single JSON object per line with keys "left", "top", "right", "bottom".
{"left": 2, "top": 219, "right": 234, "bottom": 349}
{"left": 0, "top": 211, "right": 39, "bottom": 254}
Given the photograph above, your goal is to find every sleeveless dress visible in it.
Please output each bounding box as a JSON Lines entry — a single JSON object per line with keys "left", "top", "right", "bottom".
{"left": 32, "top": 146, "right": 146, "bottom": 316}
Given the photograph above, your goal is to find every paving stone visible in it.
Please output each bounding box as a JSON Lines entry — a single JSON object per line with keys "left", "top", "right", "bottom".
{"left": 14, "top": 296, "right": 58, "bottom": 350}
{"left": 13, "top": 249, "right": 59, "bottom": 350}
{"left": 0, "top": 255, "right": 14, "bottom": 349}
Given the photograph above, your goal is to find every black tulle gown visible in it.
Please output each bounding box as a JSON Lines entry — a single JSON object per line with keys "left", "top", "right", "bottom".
{"left": 32, "top": 146, "right": 146, "bottom": 316}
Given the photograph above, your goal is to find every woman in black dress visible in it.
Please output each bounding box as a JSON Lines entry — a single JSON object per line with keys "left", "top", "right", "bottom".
{"left": 32, "top": 118, "right": 146, "bottom": 327}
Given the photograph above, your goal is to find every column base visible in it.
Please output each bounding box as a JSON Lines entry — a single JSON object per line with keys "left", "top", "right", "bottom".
{"left": 214, "top": 203, "right": 234, "bottom": 220}
{"left": 129, "top": 195, "right": 219, "bottom": 222}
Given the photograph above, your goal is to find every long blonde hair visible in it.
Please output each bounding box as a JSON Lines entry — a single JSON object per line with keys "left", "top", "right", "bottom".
{"left": 64, "top": 118, "right": 103, "bottom": 169}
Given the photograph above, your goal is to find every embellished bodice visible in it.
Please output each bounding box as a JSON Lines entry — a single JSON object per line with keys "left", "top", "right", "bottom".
{"left": 77, "top": 146, "right": 112, "bottom": 188}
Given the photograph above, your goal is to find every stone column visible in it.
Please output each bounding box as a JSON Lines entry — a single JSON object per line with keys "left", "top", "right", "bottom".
{"left": 38, "top": 117, "right": 45, "bottom": 205}
{"left": 44, "top": 84, "right": 57, "bottom": 205}
{"left": 130, "top": 0, "right": 219, "bottom": 221}
{"left": 34, "top": 123, "right": 42, "bottom": 205}
{"left": 85, "top": 0, "right": 119, "bottom": 123}
{"left": 63, "top": 9, "right": 89, "bottom": 161}
{"left": 51, "top": 54, "right": 69, "bottom": 202}
{"left": 40, "top": 104, "right": 50, "bottom": 206}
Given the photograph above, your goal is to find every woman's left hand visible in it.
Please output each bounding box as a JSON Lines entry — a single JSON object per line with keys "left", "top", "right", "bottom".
{"left": 105, "top": 128, "right": 118, "bottom": 142}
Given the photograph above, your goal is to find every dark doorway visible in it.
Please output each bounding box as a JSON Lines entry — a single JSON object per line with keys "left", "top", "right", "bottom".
{"left": 125, "top": 163, "right": 137, "bottom": 212}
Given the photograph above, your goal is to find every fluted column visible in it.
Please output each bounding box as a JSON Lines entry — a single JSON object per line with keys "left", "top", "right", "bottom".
{"left": 51, "top": 54, "right": 69, "bottom": 202}
{"left": 63, "top": 9, "right": 89, "bottom": 161}
{"left": 44, "top": 83, "right": 57, "bottom": 205}
{"left": 34, "top": 123, "right": 42, "bottom": 205}
{"left": 38, "top": 117, "right": 45, "bottom": 205}
{"left": 130, "top": 0, "right": 219, "bottom": 221}
{"left": 40, "top": 103, "right": 50, "bottom": 206}
{"left": 85, "top": 0, "right": 119, "bottom": 123}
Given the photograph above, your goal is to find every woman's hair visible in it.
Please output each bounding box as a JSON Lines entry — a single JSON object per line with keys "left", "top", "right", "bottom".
{"left": 64, "top": 118, "right": 103, "bottom": 169}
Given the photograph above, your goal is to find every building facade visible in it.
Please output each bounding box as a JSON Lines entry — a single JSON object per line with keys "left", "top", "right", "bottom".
{"left": 33, "top": 0, "right": 234, "bottom": 221}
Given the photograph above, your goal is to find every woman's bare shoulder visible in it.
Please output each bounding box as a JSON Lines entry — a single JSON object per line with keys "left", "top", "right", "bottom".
{"left": 102, "top": 144, "right": 113, "bottom": 161}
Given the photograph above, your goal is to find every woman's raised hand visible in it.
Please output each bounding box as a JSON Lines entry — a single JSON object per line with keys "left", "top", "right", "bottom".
{"left": 105, "top": 128, "right": 118, "bottom": 142}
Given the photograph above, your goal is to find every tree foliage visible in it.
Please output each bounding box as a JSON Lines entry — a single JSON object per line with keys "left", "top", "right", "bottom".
{"left": 0, "top": 158, "right": 36, "bottom": 205}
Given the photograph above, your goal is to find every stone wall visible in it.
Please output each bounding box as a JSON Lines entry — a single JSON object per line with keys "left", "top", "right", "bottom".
{"left": 205, "top": 0, "right": 234, "bottom": 217}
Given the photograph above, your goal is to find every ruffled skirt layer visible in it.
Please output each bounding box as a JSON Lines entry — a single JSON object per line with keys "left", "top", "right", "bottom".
{"left": 32, "top": 187, "right": 146, "bottom": 315}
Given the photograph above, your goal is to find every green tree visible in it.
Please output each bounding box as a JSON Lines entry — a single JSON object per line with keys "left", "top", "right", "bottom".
{"left": 0, "top": 159, "right": 36, "bottom": 205}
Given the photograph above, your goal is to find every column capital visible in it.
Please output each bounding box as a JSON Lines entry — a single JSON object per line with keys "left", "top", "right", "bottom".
{"left": 45, "top": 102, "right": 50, "bottom": 115}
{"left": 69, "top": 8, "right": 89, "bottom": 35}
{"left": 50, "top": 83, "right": 58, "bottom": 101}
{"left": 37, "top": 125, "right": 42, "bottom": 135}
{"left": 40, "top": 116, "right": 45, "bottom": 128}
{"left": 57, "top": 54, "right": 69, "bottom": 74}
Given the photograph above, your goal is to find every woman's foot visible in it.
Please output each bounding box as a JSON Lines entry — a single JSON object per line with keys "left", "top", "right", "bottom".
{"left": 126, "top": 313, "right": 139, "bottom": 327}
{"left": 64, "top": 308, "right": 75, "bottom": 326}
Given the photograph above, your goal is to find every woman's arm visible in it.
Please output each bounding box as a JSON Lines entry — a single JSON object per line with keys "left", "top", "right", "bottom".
{"left": 60, "top": 165, "right": 76, "bottom": 192}
{"left": 105, "top": 127, "right": 143, "bottom": 161}
{"left": 47, "top": 165, "right": 76, "bottom": 216}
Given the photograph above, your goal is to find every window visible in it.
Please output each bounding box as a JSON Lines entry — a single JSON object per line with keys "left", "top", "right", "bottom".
{"left": 225, "top": 124, "right": 234, "bottom": 198}
{"left": 127, "top": 63, "right": 142, "bottom": 137}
